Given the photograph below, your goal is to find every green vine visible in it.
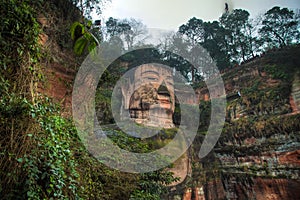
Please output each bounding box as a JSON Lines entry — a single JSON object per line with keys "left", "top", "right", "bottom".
{"left": 19, "top": 99, "right": 80, "bottom": 199}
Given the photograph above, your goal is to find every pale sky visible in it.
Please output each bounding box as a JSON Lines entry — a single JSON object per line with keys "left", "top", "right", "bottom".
{"left": 100, "top": 0, "right": 300, "bottom": 30}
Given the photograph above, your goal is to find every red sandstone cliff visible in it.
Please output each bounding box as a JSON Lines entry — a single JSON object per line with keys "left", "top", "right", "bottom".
{"left": 169, "top": 46, "right": 300, "bottom": 200}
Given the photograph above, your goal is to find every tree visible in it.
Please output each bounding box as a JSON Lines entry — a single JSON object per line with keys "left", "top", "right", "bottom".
{"left": 179, "top": 17, "right": 231, "bottom": 71}
{"left": 103, "top": 17, "right": 132, "bottom": 53}
{"left": 105, "top": 17, "right": 131, "bottom": 38}
{"left": 178, "top": 18, "right": 206, "bottom": 82}
{"left": 179, "top": 17, "right": 205, "bottom": 45}
{"left": 202, "top": 21, "right": 231, "bottom": 70}
{"left": 259, "top": 6, "right": 300, "bottom": 48}
{"left": 245, "top": 18, "right": 264, "bottom": 57}
{"left": 220, "top": 9, "right": 256, "bottom": 62}
{"left": 161, "top": 32, "right": 216, "bottom": 83}
{"left": 295, "top": 9, "right": 300, "bottom": 30}
{"left": 75, "top": 0, "right": 109, "bottom": 17}
{"left": 164, "top": 34, "right": 195, "bottom": 81}
{"left": 122, "top": 18, "right": 149, "bottom": 50}
{"left": 104, "top": 17, "right": 150, "bottom": 52}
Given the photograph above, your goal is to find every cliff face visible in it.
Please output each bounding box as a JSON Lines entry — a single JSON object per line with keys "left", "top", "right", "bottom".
{"left": 36, "top": 9, "right": 80, "bottom": 117}
{"left": 169, "top": 46, "right": 300, "bottom": 200}
{"left": 41, "top": 43, "right": 300, "bottom": 199}
{"left": 37, "top": 10, "right": 300, "bottom": 198}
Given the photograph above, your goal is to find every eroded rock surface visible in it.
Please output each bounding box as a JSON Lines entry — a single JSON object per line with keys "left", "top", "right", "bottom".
{"left": 168, "top": 46, "right": 300, "bottom": 200}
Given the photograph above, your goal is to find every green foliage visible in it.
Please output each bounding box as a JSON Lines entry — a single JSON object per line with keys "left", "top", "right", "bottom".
{"left": 70, "top": 22, "right": 85, "bottom": 41}
{"left": 221, "top": 114, "right": 300, "bottom": 143}
{"left": 0, "top": 81, "right": 81, "bottom": 199}
{"left": 0, "top": 1, "right": 80, "bottom": 198}
{"left": 0, "top": 79, "right": 34, "bottom": 198}
{"left": 0, "top": 0, "right": 181, "bottom": 199}
{"left": 202, "top": 21, "right": 231, "bottom": 70}
{"left": 238, "top": 79, "right": 291, "bottom": 116}
{"left": 264, "top": 64, "right": 290, "bottom": 80}
{"left": 95, "top": 87, "right": 115, "bottom": 124}
{"left": 106, "top": 129, "right": 181, "bottom": 199}
{"left": 0, "top": 80, "right": 30, "bottom": 118}
{"left": 95, "top": 127, "right": 180, "bottom": 199}
{"left": 105, "top": 127, "right": 177, "bottom": 153}
{"left": 259, "top": 6, "right": 300, "bottom": 48}
{"left": 105, "top": 17, "right": 131, "bottom": 38}
{"left": 104, "top": 17, "right": 149, "bottom": 51}
{"left": 220, "top": 9, "right": 257, "bottom": 62}
{"left": 0, "top": 94, "right": 81, "bottom": 199}
{"left": 199, "top": 100, "right": 211, "bottom": 129}
{"left": 178, "top": 9, "right": 259, "bottom": 69}
{"left": 179, "top": 17, "right": 205, "bottom": 44}
{"left": 70, "top": 20, "right": 99, "bottom": 56}
{"left": 103, "top": 17, "right": 132, "bottom": 52}
{"left": 0, "top": 1, "right": 43, "bottom": 198}
{"left": 22, "top": 100, "right": 79, "bottom": 199}
{"left": 130, "top": 171, "right": 179, "bottom": 200}
{"left": 0, "top": 0, "right": 41, "bottom": 72}
{"left": 263, "top": 47, "right": 300, "bottom": 82}
{"left": 177, "top": 6, "right": 299, "bottom": 71}
{"left": 74, "top": 0, "right": 109, "bottom": 17}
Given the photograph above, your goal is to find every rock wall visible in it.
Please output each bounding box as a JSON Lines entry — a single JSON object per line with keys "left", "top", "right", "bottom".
{"left": 168, "top": 46, "right": 300, "bottom": 200}
{"left": 291, "top": 72, "right": 300, "bottom": 113}
{"left": 36, "top": 12, "right": 79, "bottom": 117}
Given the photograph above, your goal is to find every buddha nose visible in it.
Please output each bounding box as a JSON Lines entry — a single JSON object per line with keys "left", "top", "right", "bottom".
{"left": 157, "top": 80, "right": 170, "bottom": 96}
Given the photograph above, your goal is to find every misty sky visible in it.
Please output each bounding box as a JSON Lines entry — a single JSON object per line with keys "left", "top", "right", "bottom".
{"left": 101, "top": 0, "right": 300, "bottom": 30}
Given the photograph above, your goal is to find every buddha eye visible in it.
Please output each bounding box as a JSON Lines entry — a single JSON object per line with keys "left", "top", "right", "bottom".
{"left": 147, "top": 77, "right": 158, "bottom": 81}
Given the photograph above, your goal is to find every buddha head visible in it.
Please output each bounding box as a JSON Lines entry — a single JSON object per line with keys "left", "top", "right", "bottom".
{"left": 128, "top": 63, "right": 175, "bottom": 128}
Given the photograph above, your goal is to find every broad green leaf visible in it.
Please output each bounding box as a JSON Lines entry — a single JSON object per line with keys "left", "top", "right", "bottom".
{"left": 70, "top": 22, "right": 85, "bottom": 40}
{"left": 73, "top": 36, "right": 87, "bottom": 55}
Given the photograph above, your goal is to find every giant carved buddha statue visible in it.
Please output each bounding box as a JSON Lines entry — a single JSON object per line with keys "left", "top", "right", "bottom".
{"left": 120, "top": 63, "right": 175, "bottom": 128}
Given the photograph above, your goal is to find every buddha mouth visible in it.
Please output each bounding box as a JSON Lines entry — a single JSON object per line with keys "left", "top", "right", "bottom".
{"left": 159, "top": 99, "right": 170, "bottom": 104}
{"left": 157, "top": 96, "right": 171, "bottom": 107}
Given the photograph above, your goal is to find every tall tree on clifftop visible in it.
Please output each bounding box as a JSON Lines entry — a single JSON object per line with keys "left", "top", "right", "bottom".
{"left": 259, "top": 6, "right": 300, "bottom": 48}
{"left": 202, "top": 21, "right": 231, "bottom": 70}
{"left": 220, "top": 9, "right": 256, "bottom": 62}
{"left": 178, "top": 17, "right": 206, "bottom": 82}
{"left": 178, "top": 17, "right": 232, "bottom": 74}
{"left": 179, "top": 17, "right": 205, "bottom": 45}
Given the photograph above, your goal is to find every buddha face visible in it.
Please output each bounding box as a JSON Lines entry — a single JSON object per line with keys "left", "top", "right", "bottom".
{"left": 128, "top": 64, "right": 175, "bottom": 128}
